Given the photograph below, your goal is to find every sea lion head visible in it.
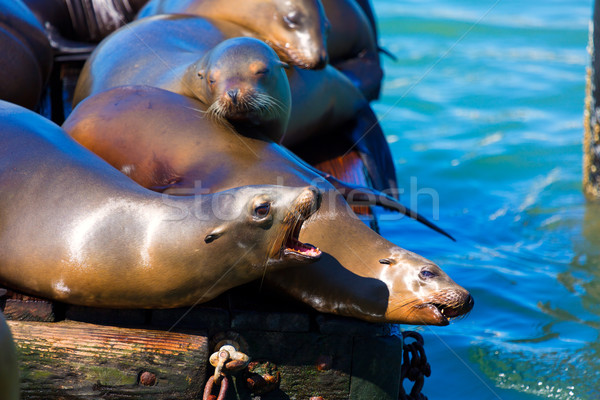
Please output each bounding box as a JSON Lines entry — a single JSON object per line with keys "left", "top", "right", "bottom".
{"left": 264, "top": 0, "right": 329, "bottom": 69}
{"left": 376, "top": 248, "right": 474, "bottom": 325}
{"left": 194, "top": 37, "right": 292, "bottom": 139}
{"left": 278, "top": 192, "right": 474, "bottom": 326}
{"left": 230, "top": 0, "right": 329, "bottom": 69}
{"left": 202, "top": 185, "right": 322, "bottom": 272}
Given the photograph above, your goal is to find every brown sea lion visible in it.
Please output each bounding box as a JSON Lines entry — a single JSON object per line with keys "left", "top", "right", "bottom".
{"left": 0, "top": 100, "right": 323, "bottom": 308}
{"left": 72, "top": 14, "right": 396, "bottom": 192}
{"left": 0, "top": 0, "right": 52, "bottom": 109}
{"left": 137, "top": 0, "right": 328, "bottom": 69}
{"left": 64, "top": 86, "right": 473, "bottom": 325}
{"left": 73, "top": 30, "right": 292, "bottom": 142}
{"left": 136, "top": 0, "right": 382, "bottom": 99}
{"left": 0, "top": 311, "right": 19, "bottom": 400}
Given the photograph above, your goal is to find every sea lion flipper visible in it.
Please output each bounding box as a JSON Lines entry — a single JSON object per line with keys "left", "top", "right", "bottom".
{"left": 330, "top": 180, "right": 455, "bottom": 241}
{"left": 378, "top": 46, "right": 398, "bottom": 61}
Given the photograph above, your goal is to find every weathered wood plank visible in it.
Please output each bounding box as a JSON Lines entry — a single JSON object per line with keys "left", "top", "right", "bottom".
{"left": 9, "top": 320, "right": 209, "bottom": 399}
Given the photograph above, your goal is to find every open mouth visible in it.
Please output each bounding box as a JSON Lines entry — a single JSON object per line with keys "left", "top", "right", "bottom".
{"left": 278, "top": 188, "right": 322, "bottom": 261}
{"left": 283, "top": 216, "right": 321, "bottom": 259}
{"left": 411, "top": 301, "right": 470, "bottom": 326}
{"left": 420, "top": 300, "right": 472, "bottom": 325}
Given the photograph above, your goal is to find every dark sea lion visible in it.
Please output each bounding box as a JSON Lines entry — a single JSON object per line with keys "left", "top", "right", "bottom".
{"left": 137, "top": 0, "right": 329, "bottom": 69}
{"left": 321, "top": 0, "right": 383, "bottom": 100}
{"left": 0, "top": 312, "right": 19, "bottom": 400}
{"left": 72, "top": 14, "right": 396, "bottom": 192}
{"left": 64, "top": 86, "right": 473, "bottom": 325}
{"left": 0, "top": 0, "right": 52, "bottom": 109}
{"left": 0, "top": 100, "right": 323, "bottom": 308}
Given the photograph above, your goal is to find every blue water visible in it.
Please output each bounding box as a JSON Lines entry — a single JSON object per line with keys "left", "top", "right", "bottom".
{"left": 372, "top": 0, "right": 598, "bottom": 398}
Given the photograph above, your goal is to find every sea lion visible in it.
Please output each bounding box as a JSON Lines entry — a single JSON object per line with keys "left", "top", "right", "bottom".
{"left": 72, "top": 14, "right": 396, "bottom": 192}
{"left": 137, "top": 0, "right": 328, "bottom": 69}
{"left": 0, "top": 311, "right": 19, "bottom": 400}
{"left": 136, "top": 0, "right": 382, "bottom": 100}
{"left": 0, "top": 100, "right": 323, "bottom": 308}
{"left": 0, "top": 0, "right": 52, "bottom": 109}
{"left": 64, "top": 86, "right": 473, "bottom": 325}
{"left": 74, "top": 31, "right": 292, "bottom": 142}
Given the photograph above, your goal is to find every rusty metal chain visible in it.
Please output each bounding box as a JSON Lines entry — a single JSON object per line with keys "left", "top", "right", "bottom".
{"left": 399, "top": 331, "right": 431, "bottom": 400}
{"left": 203, "top": 375, "right": 229, "bottom": 400}
{"left": 204, "top": 341, "right": 251, "bottom": 400}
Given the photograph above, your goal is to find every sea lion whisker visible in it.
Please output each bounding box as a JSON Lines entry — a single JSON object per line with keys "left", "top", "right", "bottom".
{"left": 183, "top": 105, "right": 209, "bottom": 117}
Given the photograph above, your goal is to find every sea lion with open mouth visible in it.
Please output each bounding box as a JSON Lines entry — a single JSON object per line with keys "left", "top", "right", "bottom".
{"left": 64, "top": 86, "right": 473, "bottom": 325}
{"left": 0, "top": 100, "right": 322, "bottom": 308}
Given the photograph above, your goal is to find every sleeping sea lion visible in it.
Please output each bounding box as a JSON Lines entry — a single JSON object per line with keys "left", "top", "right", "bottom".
{"left": 137, "top": 0, "right": 329, "bottom": 69}
{"left": 137, "top": 0, "right": 383, "bottom": 99}
{"left": 72, "top": 14, "right": 396, "bottom": 192}
{"left": 0, "top": 100, "right": 323, "bottom": 308}
{"left": 64, "top": 86, "right": 473, "bottom": 325}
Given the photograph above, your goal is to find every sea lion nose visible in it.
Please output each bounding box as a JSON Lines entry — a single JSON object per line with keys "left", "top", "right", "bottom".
{"left": 314, "top": 50, "right": 328, "bottom": 69}
{"left": 227, "top": 89, "right": 239, "bottom": 104}
{"left": 464, "top": 294, "right": 475, "bottom": 312}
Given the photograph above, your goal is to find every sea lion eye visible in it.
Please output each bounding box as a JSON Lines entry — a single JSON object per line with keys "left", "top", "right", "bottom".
{"left": 379, "top": 258, "right": 394, "bottom": 265}
{"left": 254, "top": 202, "right": 271, "bottom": 218}
{"left": 419, "top": 270, "right": 437, "bottom": 279}
{"left": 255, "top": 68, "right": 269, "bottom": 75}
{"left": 284, "top": 11, "right": 301, "bottom": 28}
{"left": 204, "top": 232, "right": 222, "bottom": 243}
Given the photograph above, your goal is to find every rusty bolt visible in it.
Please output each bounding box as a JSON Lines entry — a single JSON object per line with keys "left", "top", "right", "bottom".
{"left": 139, "top": 371, "right": 156, "bottom": 386}
{"left": 316, "top": 355, "right": 333, "bottom": 371}
{"left": 310, "top": 397, "right": 325, "bottom": 400}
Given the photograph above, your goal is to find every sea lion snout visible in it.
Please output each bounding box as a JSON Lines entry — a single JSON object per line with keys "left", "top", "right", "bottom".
{"left": 377, "top": 251, "right": 474, "bottom": 325}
